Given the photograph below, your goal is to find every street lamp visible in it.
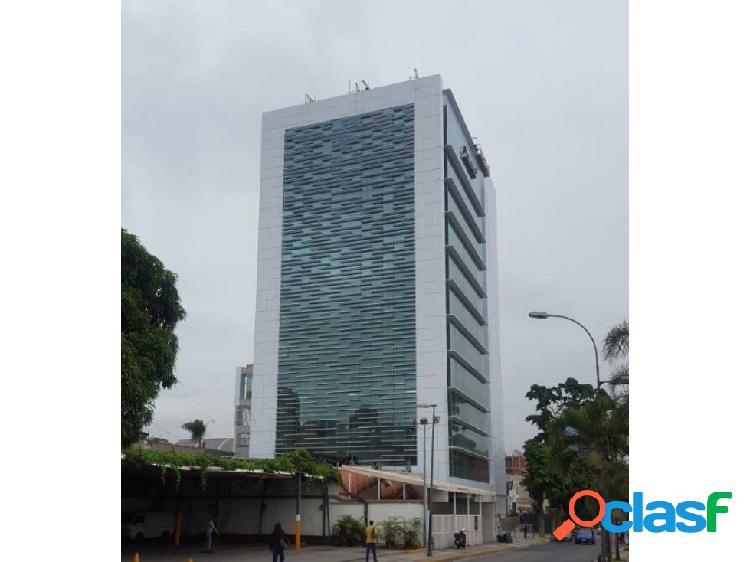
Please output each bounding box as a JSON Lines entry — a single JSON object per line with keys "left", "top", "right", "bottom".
{"left": 418, "top": 416, "right": 429, "bottom": 549}
{"left": 527, "top": 312, "right": 602, "bottom": 389}
{"left": 418, "top": 403, "right": 439, "bottom": 556}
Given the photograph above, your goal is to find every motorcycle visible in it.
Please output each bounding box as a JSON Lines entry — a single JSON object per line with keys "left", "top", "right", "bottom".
{"left": 454, "top": 529, "right": 467, "bottom": 549}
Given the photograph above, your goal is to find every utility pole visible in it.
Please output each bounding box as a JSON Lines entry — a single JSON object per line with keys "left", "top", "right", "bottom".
{"left": 295, "top": 472, "right": 302, "bottom": 551}
{"left": 419, "top": 417, "right": 429, "bottom": 547}
{"left": 427, "top": 405, "right": 439, "bottom": 556}
{"left": 417, "top": 403, "right": 438, "bottom": 555}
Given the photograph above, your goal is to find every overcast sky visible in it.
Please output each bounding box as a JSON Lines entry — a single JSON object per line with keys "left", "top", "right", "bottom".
{"left": 123, "top": 0, "right": 628, "bottom": 452}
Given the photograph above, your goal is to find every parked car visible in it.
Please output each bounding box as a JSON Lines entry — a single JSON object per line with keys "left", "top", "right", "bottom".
{"left": 574, "top": 528, "right": 595, "bottom": 545}
{"left": 122, "top": 511, "right": 174, "bottom": 541}
{"left": 560, "top": 530, "right": 574, "bottom": 542}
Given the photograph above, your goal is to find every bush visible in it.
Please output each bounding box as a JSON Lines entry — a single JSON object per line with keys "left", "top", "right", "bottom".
{"left": 333, "top": 515, "right": 365, "bottom": 546}
{"left": 380, "top": 516, "right": 401, "bottom": 548}
{"left": 401, "top": 517, "right": 422, "bottom": 549}
{"left": 375, "top": 516, "right": 422, "bottom": 549}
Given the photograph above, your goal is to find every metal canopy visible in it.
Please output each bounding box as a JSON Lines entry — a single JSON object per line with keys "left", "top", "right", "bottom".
{"left": 340, "top": 465, "right": 495, "bottom": 498}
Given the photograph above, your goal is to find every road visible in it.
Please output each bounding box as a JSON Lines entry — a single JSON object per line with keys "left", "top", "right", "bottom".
{"left": 463, "top": 541, "right": 599, "bottom": 561}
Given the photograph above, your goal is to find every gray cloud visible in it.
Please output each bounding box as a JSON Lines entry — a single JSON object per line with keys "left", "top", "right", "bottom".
{"left": 123, "top": 0, "right": 627, "bottom": 450}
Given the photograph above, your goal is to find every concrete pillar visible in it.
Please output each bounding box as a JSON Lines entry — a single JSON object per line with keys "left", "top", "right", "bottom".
{"left": 453, "top": 492, "right": 457, "bottom": 528}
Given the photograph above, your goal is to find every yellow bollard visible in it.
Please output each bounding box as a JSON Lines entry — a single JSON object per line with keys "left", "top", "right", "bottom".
{"left": 187, "top": 558, "right": 193, "bottom": 562}
{"left": 132, "top": 554, "right": 139, "bottom": 562}
{"left": 295, "top": 514, "right": 301, "bottom": 551}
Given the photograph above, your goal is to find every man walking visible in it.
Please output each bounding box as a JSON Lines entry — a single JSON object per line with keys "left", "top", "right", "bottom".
{"left": 364, "top": 520, "right": 378, "bottom": 562}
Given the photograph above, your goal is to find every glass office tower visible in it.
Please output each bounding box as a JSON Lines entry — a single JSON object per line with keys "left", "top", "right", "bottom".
{"left": 249, "top": 76, "right": 504, "bottom": 495}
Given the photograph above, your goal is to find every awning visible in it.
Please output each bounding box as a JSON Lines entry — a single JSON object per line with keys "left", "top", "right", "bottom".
{"left": 339, "top": 465, "right": 496, "bottom": 498}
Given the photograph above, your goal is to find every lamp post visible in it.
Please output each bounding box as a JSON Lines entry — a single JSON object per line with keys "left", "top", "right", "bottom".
{"left": 419, "top": 417, "right": 429, "bottom": 548}
{"left": 418, "top": 403, "right": 439, "bottom": 556}
{"left": 528, "top": 312, "right": 601, "bottom": 389}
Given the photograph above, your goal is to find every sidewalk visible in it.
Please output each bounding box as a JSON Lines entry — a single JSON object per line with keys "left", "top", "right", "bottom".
{"left": 122, "top": 536, "right": 548, "bottom": 562}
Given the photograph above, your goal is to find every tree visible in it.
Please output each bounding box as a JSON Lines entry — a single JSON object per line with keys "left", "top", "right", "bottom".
{"left": 522, "top": 378, "right": 596, "bottom": 533}
{"left": 182, "top": 419, "right": 207, "bottom": 446}
{"left": 551, "top": 392, "right": 629, "bottom": 562}
{"left": 121, "top": 229, "right": 186, "bottom": 448}
{"left": 603, "top": 320, "right": 629, "bottom": 392}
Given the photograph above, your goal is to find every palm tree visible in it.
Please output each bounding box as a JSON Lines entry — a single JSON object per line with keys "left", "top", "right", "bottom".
{"left": 603, "top": 320, "right": 629, "bottom": 391}
{"left": 182, "top": 419, "right": 207, "bottom": 447}
{"left": 601, "top": 320, "right": 629, "bottom": 559}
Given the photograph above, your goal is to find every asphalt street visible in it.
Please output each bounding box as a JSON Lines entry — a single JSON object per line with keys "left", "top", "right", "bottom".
{"left": 462, "top": 541, "right": 599, "bottom": 561}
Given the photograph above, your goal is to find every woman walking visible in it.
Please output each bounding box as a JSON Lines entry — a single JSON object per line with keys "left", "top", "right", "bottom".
{"left": 270, "top": 522, "right": 287, "bottom": 562}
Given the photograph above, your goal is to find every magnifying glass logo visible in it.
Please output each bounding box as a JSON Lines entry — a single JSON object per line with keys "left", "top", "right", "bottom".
{"left": 553, "top": 489, "right": 605, "bottom": 541}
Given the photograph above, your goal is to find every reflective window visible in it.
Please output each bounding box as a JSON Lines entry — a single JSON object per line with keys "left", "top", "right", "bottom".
{"left": 448, "top": 323, "right": 488, "bottom": 379}
{"left": 449, "top": 420, "right": 489, "bottom": 457}
{"left": 450, "top": 449, "right": 489, "bottom": 482}
{"left": 449, "top": 391, "right": 488, "bottom": 433}
{"left": 277, "top": 105, "right": 417, "bottom": 465}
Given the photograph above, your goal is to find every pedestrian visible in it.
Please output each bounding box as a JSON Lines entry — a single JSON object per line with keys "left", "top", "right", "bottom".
{"left": 523, "top": 523, "right": 528, "bottom": 539}
{"left": 270, "top": 522, "right": 287, "bottom": 562}
{"left": 364, "top": 520, "right": 378, "bottom": 562}
{"left": 202, "top": 518, "right": 220, "bottom": 553}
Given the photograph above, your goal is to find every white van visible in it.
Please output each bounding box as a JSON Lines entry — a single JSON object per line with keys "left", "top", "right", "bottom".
{"left": 122, "top": 511, "right": 174, "bottom": 541}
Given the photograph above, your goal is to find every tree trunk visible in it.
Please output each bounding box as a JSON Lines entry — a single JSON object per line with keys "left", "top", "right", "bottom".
{"left": 536, "top": 492, "right": 545, "bottom": 536}
{"left": 598, "top": 474, "right": 609, "bottom": 562}
{"left": 615, "top": 532, "right": 621, "bottom": 560}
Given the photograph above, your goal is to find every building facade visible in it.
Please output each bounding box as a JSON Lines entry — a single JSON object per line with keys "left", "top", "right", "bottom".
{"left": 505, "top": 453, "right": 533, "bottom": 514}
{"left": 234, "top": 364, "right": 253, "bottom": 457}
{"left": 249, "top": 75, "right": 505, "bottom": 502}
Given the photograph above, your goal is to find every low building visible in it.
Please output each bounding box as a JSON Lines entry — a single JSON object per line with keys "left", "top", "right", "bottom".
{"left": 505, "top": 453, "right": 533, "bottom": 514}
{"left": 121, "top": 458, "right": 496, "bottom": 547}
{"left": 176, "top": 438, "right": 235, "bottom": 456}
{"left": 136, "top": 436, "right": 234, "bottom": 458}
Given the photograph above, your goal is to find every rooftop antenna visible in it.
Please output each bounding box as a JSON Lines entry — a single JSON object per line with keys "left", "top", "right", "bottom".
{"left": 361, "top": 79, "right": 370, "bottom": 90}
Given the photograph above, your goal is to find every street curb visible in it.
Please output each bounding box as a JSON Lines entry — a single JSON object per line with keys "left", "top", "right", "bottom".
{"left": 414, "top": 547, "right": 511, "bottom": 562}
{"left": 411, "top": 539, "right": 549, "bottom": 561}
{"left": 337, "top": 549, "right": 420, "bottom": 562}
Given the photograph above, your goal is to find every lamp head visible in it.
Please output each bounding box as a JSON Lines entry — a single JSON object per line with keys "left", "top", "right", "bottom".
{"left": 528, "top": 311, "right": 550, "bottom": 319}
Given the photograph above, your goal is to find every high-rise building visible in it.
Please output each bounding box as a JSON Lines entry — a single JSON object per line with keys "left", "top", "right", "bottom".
{"left": 234, "top": 364, "right": 253, "bottom": 457}
{"left": 249, "top": 75, "right": 505, "bottom": 499}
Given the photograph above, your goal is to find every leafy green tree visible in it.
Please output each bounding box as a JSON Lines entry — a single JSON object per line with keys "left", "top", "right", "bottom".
{"left": 121, "top": 229, "right": 186, "bottom": 448}
{"left": 549, "top": 390, "right": 629, "bottom": 561}
{"left": 525, "top": 377, "right": 596, "bottom": 440}
{"left": 522, "top": 378, "right": 596, "bottom": 533}
{"left": 182, "top": 419, "right": 207, "bottom": 446}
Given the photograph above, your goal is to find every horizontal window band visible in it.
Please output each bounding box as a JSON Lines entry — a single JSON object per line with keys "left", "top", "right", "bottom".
{"left": 445, "top": 145, "right": 485, "bottom": 218}
{"left": 445, "top": 213, "right": 486, "bottom": 269}
{"left": 447, "top": 316, "right": 488, "bottom": 354}
{"left": 448, "top": 415, "right": 489, "bottom": 437}
{"left": 448, "top": 445, "right": 490, "bottom": 462}
{"left": 448, "top": 386, "right": 489, "bottom": 413}
{"left": 446, "top": 248, "right": 485, "bottom": 296}
{"left": 445, "top": 178, "right": 485, "bottom": 243}
{"left": 448, "top": 350, "right": 488, "bottom": 384}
